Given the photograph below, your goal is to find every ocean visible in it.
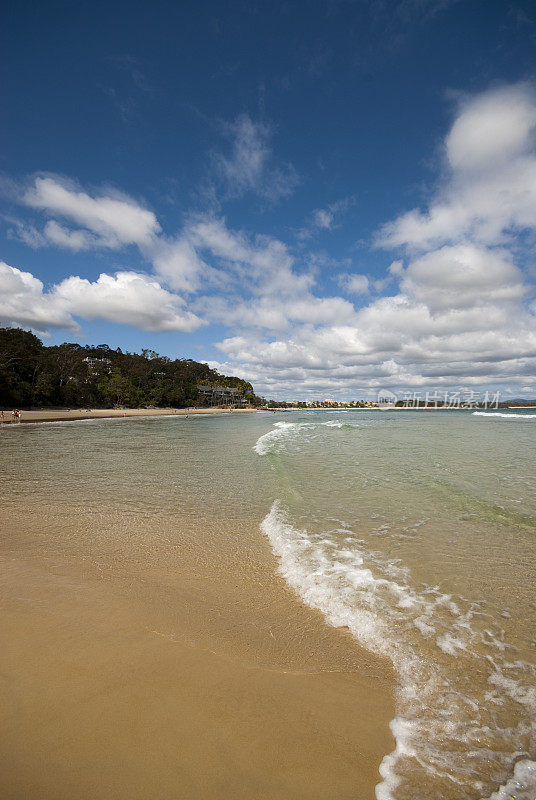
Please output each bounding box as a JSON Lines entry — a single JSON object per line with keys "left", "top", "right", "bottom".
{"left": 2, "top": 409, "right": 535, "bottom": 799}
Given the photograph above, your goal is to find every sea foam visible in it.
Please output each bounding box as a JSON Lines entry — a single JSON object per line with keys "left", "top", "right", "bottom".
{"left": 473, "top": 412, "right": 536, "bottom": 419}
{"left": 253, "top": 417, "right": 360, "bottom": 455}
{"left": 480, "top": 759, "right": 536, "bottom": 799}
{"left": 260, "top": 501, "right": 536, "bottom": 798}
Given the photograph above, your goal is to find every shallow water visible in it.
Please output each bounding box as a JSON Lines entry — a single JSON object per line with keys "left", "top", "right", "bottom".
{"left": 254, "top": 410, "right": 536, "bottom": 800}
{"left": 2, "top": 409, "right": 535, "bottom": 799}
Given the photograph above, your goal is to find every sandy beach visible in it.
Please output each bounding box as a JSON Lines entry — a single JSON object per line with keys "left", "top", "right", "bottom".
{"left": 0, "top": 414, "right": 395, "bottom": 800}
{"left": 0, "top": 407, "right": 261, "bottom": 424}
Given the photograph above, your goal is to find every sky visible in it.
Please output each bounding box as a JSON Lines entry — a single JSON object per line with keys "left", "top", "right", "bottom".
{"left": 2, "top": 0, "right": 536, "bottom": 400}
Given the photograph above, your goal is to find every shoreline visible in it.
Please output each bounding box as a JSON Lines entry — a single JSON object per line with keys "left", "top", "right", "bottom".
{"left": 0, "top": 406, "right": 262, "bottom": 425}
{"left": 2, "top": 405, "right": 532, "bottom": 425}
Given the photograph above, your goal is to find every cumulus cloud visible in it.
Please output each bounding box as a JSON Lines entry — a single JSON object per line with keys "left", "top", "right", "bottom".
{"left": 197, "top": 293, "right": 356, "bottom": 331}
{"left": 23, "top": 176, "right": 161, "bottom": 249}
{"left": 377, "top": 83, "right": 536, "bottom": 249}
{"left": 6, "top": 85, "right": 536, "bottom": 398}
{"left": 54, "top": 272, "right": 203, "bottom": 332}
{"left": 229, "top": 250, "right": 535, "bottom": 396}
{"left": 446, "top": 85, "right": 536, "bottom": 172}
{"left": 400, "top": 244, "right": 526, "bottom": 313}
{"left": 0, "top": 261, "right": 75, "bottom": 332}
{"left": 211, "top": 84, "right": 536, "bottom": 397}
{"left": 215, "top": 289, "right": 536, "bottom": 397}
{"left": 0, "top": 262, "right": 203, "bottom": 334}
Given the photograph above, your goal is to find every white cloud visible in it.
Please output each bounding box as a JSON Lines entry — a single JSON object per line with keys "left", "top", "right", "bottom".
{"left": 378, "top": 83, "right": 536, "bottom": 250}
{"left": 338, "top": 273, "right": 370, "bottom": 295}
{"left": 7, "top": 219, "right": 47, "bottom": 248}
{"left": 215, "top": 289, "right": 536, "bottom": 396}
{"left": 176, "top": 217, "right": 358, "bottom": 332}
{"left": 298, "top": 197, "right": 355, "bottom": 240}
{"left": 313, "top": 208, "right": 335, "bottom": 229}
{"left": 23, "top": 176, "right": 161, "bottom": 249}
{"left": 150, "top": 236, "right": 216, "bottom": 294}
{"left": 0, "top": 262, "right": 75, "bottom": 332}
{"left": 189, "top": 216, "right": 314, "bottom": 298}
{"left": 373, "top": 277, "right": 392, "bottom": 292}
{"left": 213, "top": 88, "right": 536, "bottom": 399}
{"left": 43, "top": 220, "right": 97, "bottom": 251}
{"left": 197, "top": 293, "right": 356, "bottom": 331}
{"left": 54, "top": 272, "right": 203, "bottom": 332}
{"left": 215, "top": 84, "right": 532, "bottom": 396}
{"left": 7, "top": 86, "right": 536, "bottom": 398}
{"left": 212, "top": 114, "right": 298, "bottom": 202}
{"left": 0, "top": 261, "right": 204, "bottom": 335}
{"left": 400, "top": 244, "right": 526, "bottom": 313}
{"left": 446, "top": 84, "right": 536, "bottom": 172}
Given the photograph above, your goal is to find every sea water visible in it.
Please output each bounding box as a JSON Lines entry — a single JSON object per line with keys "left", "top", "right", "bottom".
{"left": 2, "top": 409, "right": 535, "bottom": 799}
{"left": 254, "top": 410, "right": 536, "bottom": 800}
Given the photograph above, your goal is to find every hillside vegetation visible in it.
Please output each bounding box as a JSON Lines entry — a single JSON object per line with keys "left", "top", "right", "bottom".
{"left": 0, "top": 327, "right": 260, "bottom": 408}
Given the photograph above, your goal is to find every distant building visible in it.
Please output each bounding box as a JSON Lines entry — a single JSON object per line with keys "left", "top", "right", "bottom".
{"left": 197, "top": 385, "right": 244, "bottom": 405}
{"left": 83, "top": 357, "right": 112, "bottom": 372}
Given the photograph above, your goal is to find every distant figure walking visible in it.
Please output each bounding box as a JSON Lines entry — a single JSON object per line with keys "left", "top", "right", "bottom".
{"left": 0, "top": 410, "right": 4, "bottom": 423}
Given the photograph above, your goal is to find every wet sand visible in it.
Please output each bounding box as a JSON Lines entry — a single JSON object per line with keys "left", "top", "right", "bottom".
{"left": 1, "top": 503, "right": 395, "bottom": 800}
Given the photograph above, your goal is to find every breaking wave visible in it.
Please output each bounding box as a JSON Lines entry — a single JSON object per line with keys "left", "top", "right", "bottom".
{"left": 253, "top": 418, "right": 360, "bottom": 456}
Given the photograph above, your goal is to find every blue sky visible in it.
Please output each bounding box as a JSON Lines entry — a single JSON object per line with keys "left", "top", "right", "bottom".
{"left": 2, "top": 0, "right": 536, "bottom": 399}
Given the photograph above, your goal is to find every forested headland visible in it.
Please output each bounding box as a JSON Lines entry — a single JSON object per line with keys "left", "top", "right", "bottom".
{"left": 0, "top": 327, "right": 262, "bottom": 409}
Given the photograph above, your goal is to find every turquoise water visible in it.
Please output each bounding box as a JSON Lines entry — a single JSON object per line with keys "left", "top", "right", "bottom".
{"left": 2, "top": 409, "right": 536, "bottom": 799}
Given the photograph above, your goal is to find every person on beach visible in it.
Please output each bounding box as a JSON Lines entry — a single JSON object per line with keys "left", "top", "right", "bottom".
{"left": 0, "top": 411, "right": 4, "bottom": 422}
